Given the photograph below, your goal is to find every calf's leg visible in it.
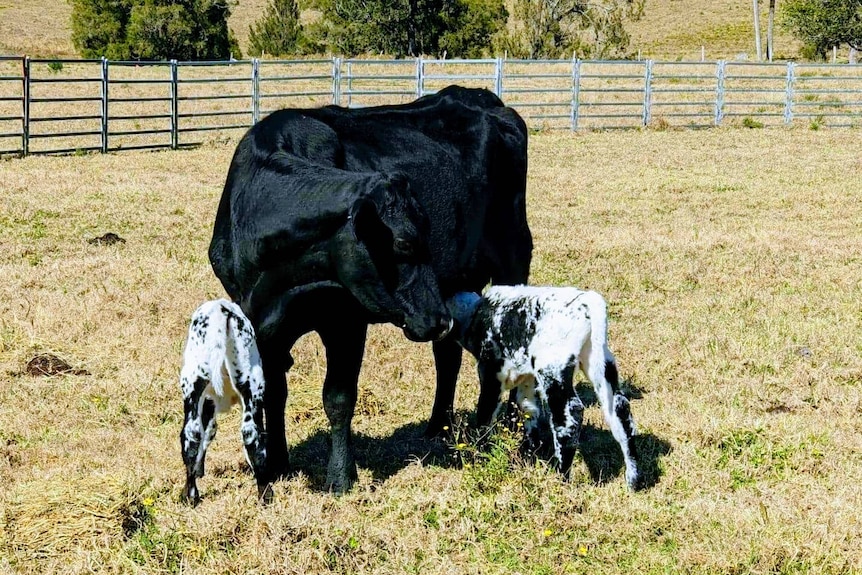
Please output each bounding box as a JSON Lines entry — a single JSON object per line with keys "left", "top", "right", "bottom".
{"left": 584, "top": 349, "right": 639, "bottom": 489}
{"left": 235, "top": 377, "right": 270, "bottom": 502}
{"left": 538, "top": 369, "right": 584, "bottom": 474}
{"left": 180, "top": 381, "right": 217, "bottom": 506}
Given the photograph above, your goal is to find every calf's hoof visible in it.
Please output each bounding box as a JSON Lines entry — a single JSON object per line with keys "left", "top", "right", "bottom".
{"left": 257, "top": 482, "right": 274, "bottom": 505}
{"left": 181, "top": 482, "right": 200, "bottom": 507}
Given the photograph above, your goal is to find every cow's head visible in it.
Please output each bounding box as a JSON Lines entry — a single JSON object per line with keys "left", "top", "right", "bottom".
{"left": 336, "top": 173, "right": 452, "bottom": 342}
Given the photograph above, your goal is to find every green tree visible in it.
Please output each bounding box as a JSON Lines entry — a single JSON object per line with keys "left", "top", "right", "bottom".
{"left": 70, "top": 0, "right": 241, "bottom": 60}
{"left": 439, "top": 0, "right": 509, "bottom": 58}
{"left": 781, "top": 0, "right": 862, "bottom": 59}
{"left": 306, "top": 0, "right": 506, "bottom": 57}
{"left": 70, "top": 0, "right": 133, "bottom": 59}
{"left": 248, "top": 0, "right": 304, "bottom": 57}
{"left": 497, "top": 0, "right": 645, "bottom": 59}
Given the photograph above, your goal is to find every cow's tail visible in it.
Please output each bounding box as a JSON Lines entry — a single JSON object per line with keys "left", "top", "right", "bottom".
{"left": 203, "top": 301, "right": 231, "bottom": 398}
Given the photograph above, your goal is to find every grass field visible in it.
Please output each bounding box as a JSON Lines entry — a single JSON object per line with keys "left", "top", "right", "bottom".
{"left": 0, "top": 0, "right": 802, "bottom": 61}
{"left": 0, "top": 127, "right": 860, "bottom": 574}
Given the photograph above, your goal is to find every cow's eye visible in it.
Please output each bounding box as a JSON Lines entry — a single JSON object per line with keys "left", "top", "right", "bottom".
{"left": 393, "top": 238, "right": 415, "bottom": 258}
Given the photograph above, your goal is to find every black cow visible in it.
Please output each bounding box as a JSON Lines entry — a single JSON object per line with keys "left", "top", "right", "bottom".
{"left": 209, "top": 85, "right": 533, "bottom": 492}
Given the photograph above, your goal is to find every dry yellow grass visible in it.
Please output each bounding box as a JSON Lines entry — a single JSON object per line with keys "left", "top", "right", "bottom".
{"left": 0, "top": 127, "right": 860, "bottom": 574}
{"left": 628, "top": 0, "right": 800, "bottom": 61}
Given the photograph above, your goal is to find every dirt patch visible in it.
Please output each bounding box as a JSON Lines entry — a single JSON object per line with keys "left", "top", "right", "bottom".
{"left": 23, "top": 353, "right": 90, "bottom": 377}
{"left": 87, "top": 232, "right": 126, "bottom": 246}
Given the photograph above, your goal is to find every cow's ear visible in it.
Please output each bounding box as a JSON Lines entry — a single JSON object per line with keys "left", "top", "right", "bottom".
{"left": 349, "top": 197, "right": 397, "bottom": 288}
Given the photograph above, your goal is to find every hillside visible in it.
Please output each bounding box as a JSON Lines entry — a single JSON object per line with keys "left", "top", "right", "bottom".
{"left": 0, "top": 0, "right": 804, "bottom": 61}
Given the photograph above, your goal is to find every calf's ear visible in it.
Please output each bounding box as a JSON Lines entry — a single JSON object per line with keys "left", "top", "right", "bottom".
{"left": 349, "top": 197, "right": 396, "bottom": 289}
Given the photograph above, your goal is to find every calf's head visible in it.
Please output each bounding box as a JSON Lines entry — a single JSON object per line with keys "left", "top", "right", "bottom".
{"left": 337, "top": 173, "right": 451, "bottom": 342}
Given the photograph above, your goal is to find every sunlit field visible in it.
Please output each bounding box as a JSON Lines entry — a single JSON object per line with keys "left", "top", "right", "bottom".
{"left": 0, "top": 127, "right": 860, "bottom": 574}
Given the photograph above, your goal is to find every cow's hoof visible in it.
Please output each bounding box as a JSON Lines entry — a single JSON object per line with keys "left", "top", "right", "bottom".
{"left": 424, "top": 417, "right": 450, "bottom": 439}
{"left": 325, "top": 465, "right": 358, "bottom": 494}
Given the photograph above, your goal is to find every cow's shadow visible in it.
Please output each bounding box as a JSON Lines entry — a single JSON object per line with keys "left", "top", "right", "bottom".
{"left": 287, "top": 390, "right": 671, "bottom": 491}
{"left": 288, "top": 419, "right": 459, "bottom": 490}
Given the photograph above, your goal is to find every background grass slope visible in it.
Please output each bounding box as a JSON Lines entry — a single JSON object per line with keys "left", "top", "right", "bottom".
{"left": 0, "top": 0, "right": 800, "bottom": 60}
{"left": 0, "top": 128, "right": 860, "bottom": 573}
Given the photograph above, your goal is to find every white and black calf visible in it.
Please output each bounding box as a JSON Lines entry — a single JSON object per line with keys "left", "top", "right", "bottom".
{"left": 447, "top": 286, "right": 639, "bottom": 489}
{"left": 179, "top": 299, "right": 268, "bottom": 505}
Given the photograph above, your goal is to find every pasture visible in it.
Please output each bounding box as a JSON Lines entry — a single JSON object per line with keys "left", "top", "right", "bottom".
{"left": 0, "top": 127, "right": 860, "bottom": 574}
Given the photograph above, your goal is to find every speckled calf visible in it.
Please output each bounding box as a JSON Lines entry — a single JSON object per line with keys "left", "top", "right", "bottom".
{"left": 179, "top": 299, "right": 269, "bottom": 505}
{"left": 447, "top": 286, "right": 639, "bottom": 490}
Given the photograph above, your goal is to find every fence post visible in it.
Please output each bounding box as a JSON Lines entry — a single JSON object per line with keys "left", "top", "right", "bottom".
{"left": 22, "top": 56, "right": 30, "bottom": 156}
{"left": 346, "top": 60, "right": 353, "bottom": 108}
{"left": 416, "top": 56, "right": 424, "bottom": 97}
{"left": 494, "top": 56, "right": 503, "bottom": 98}
{"left": 251, "top": 58, "right": 260, "bottom": 125}
{"left": 170, "top": 59, "right": 178, "bottom": 150}
{"left": 643, "top": 59, "right": 653, "bottom": 127}
{"left": 332, "top": 57, "right": 342, "bottom": 106}
{"left": 100, "top": 57, "right": 109, "bottom": 153}
{"left": 783, "top": 61, "right": 795, "bottom": 125}
{"left": 571, "top": 57, "right": 581, "bottom": 131}
{"left": 714, "top": 60, "right": 726, "bottom": 126}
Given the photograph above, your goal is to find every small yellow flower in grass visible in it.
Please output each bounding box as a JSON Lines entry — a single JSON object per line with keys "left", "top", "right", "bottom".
{"left": 577, "top": 545, "right": 588, "bottom": 557}
{"left": 142, "top": 497, "right": 155, "bottom": 507}
{"left": 456, "top": 443, "right": 467, "bottom": 450}
{"left": 543, "top": 528, "right": 553, "bottom": 537}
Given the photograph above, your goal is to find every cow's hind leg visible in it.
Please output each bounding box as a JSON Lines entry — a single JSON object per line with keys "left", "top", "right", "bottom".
{"left": 318, "top": 318, "right": 366, "bottom": 493}
{"left": 538, "top": 367, "right": 584, "bottom": 475}
{"left": 427, "top": 338, "right": 462, "bottom": 437}
{"left": 584, "top": 350, "right": 639, "bottom": 489}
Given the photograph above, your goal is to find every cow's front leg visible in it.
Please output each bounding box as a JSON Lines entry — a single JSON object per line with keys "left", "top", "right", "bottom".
{"left": 260, "top": 350, "right": 293, "bottom": 481}
{"left": 427, "top": 338, "right": 462, "bottom": 437}
{"left": 319, "top": 320, "right": 367, "bottom": 493}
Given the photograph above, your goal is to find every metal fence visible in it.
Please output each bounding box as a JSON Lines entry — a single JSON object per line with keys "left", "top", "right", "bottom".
{"left": 1, "top": 56, "right": 861, "bottom": 156}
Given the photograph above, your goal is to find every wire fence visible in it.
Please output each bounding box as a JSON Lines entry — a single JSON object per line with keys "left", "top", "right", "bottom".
{"left": 1, "top": 56, "right": 861, "bottom": 156}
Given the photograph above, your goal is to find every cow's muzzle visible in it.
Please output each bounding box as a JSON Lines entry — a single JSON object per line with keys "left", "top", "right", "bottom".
{"left": 402, "top": 316, "right": 453, "bottom": 342}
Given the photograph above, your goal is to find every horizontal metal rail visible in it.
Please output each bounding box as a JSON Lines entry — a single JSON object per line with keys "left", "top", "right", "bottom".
{"left": 1, "top": 56, "right": 860, "bottom": 156}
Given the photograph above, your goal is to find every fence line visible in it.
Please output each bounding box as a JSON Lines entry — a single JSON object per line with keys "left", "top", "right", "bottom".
{"left": 1, "top": 56, "right": 861, "bottom": 156}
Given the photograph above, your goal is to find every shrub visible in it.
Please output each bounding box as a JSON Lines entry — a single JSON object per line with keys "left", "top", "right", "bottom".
{"left": 70, "top": 0, "right": 241, "bottom": 61}
{"left": 248, "top": 0, "right": 303, "bottom": 57}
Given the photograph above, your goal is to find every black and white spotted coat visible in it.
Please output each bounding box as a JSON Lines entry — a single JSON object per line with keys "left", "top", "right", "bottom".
{"left": 179, "top": 299, "right": 268, "bottom": 505}
{"left": 447, "top": 286, "right": 639, "bottom": 489}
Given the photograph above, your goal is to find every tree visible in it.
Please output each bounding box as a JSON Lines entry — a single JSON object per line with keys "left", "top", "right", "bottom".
{"left": 781, "top": 0, "right": 862, "bottom": 59}
{"left": 70, "top": 0, "right": 241, "bottom": 60}
{"left": 70, "top": 0, "right": 133, "bottom": 60}
{"left": 305, "top": 0, "right": 506, "bottom": 57}
{"left": 248, "top": 0, "right": 304, "bottom": 57}
{"left": 496, "top": 0, "right": 646, "bottom": 60}
{"left": 439, "top": 0, "right": 509, "bottom": 58}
